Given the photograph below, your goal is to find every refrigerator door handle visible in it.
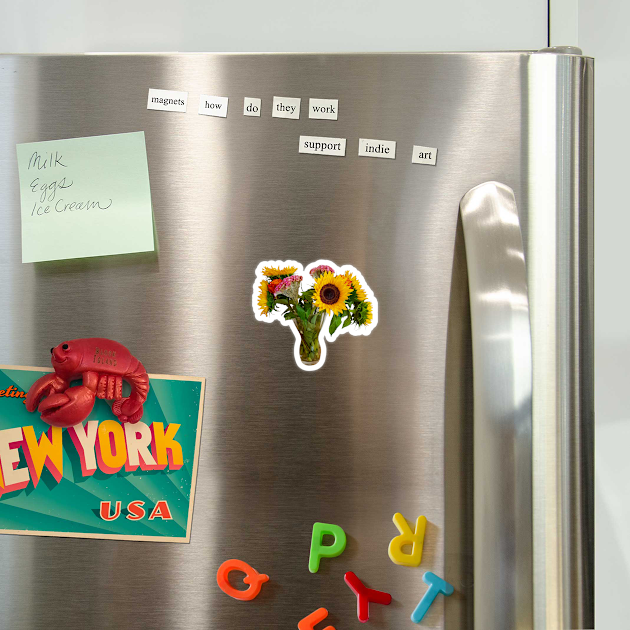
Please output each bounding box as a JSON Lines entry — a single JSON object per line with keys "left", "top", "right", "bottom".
{"left": 460, "top": 181, "right": 533, "bottom": 629}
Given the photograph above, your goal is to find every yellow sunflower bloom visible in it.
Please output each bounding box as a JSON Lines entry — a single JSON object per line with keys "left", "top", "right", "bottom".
{"left": 257, "top": 280, "right": 271, "bottom": 315}
{"left": 354, "top": 299, "right": 373, "bottom": 326}
{"left": 344, "top": 271, "right": 367, "bottom": 301}
{"left": 364, "top": 301, "right": 373, "bottom": 326}
{"left": 262, "top": 265, "right": 298, "bottom": 278}
{"left": 313, "top": 272, "right": 351, "bottom": 316}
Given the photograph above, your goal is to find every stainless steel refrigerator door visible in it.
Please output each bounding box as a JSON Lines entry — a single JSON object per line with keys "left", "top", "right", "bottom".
{"left": 0, "top": 52, "right": 593, "bottom": 629}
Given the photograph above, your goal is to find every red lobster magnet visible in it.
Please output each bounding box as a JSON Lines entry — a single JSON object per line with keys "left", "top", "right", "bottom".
{"left": 26, "top": 338, "right": 149, "bottom": 428}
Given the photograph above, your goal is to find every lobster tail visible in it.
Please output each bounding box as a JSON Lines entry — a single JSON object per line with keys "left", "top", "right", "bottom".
{"left": 112, "top": 358, "right": 150, "bottom": 423}
{"left": 126, "top": 358, "right": 150, "bottom": 402}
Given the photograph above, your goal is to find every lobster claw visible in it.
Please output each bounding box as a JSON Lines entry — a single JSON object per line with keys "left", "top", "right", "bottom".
{"left": 25, "top": 373, "right": 66, "bottom": 413}
{"left": 37, "top": 386, "right": 96, "bottom": 428}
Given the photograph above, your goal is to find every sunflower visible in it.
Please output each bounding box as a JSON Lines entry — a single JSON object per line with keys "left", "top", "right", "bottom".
{"left": 364, "top": 301, "right": 373, "bottom": 326}
{"left": 355, "top": 300, "right": 373, "bottom": 326}
{"left": 257, "top": 280, "right": 272, "bottom": 315}
{"left": 344, "top": 271, "right": 367, "bottom": 301}
{"left": 313, "top": 272, "right": 351, "bottom": 316}
{"left": 262, "top": 265, "right": 298, "bottom": 279}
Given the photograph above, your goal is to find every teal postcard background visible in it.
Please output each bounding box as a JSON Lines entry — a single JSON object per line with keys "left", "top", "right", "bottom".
{"left": 0, "top": 367, "right": 204, "bottom": 542}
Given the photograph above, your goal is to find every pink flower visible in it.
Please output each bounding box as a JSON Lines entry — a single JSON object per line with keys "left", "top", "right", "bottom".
{"left": 271, "top": 275, "right": 302, "bottom": 300}
{"left": 309, "top": 265, "right": 335, "bottom": 279}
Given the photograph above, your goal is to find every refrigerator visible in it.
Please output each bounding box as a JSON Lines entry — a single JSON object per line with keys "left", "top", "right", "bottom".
{"left": 0, "top": 50, "right": 593, "bottom": 629}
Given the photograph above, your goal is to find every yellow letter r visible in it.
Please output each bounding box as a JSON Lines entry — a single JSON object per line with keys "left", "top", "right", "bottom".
{"left": 388, "top": 512, "right": 427, "bottom": 567}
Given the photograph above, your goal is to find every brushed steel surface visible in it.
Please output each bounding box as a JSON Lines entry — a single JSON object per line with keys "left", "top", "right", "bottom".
{"left": 0, "top": 52, "right": 593, "bottom": 629}
{"left": 460, "top": 182, "right": 533, "bottom": 630}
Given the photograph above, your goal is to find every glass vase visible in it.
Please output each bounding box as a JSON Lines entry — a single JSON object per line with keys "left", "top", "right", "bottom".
{"left": 293, "top": 310, "right": 326, "bottom": 366}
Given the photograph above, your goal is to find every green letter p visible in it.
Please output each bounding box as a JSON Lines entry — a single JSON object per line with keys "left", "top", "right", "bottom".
{"left": 308, "top": 522, "right": 347, "bottom": 573}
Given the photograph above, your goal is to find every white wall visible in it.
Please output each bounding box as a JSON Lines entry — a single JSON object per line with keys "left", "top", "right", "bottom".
{"left": 0, "top": 0, "right": 547, "bottom": 53}
{"left": 575, "top": 2, "right": 629, "bottom": 628}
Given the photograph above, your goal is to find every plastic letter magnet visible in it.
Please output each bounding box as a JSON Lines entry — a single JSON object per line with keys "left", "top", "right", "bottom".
{"left": 216, "top": 559, "right": 269, "bottom": 601}
{"left": 388, "top": 512, "right": 427, "bottom": 567}
{"left": 298, "top": 607, "right": 335, "bottom": 630}
{"left": 410, "top": 571, "right": 454, "bottom": 623}
{"left": 344, "top": 571, "right": 392, "bottom": 622}
{"left": 308, "top": 522, "right": 347, "bottom": 573}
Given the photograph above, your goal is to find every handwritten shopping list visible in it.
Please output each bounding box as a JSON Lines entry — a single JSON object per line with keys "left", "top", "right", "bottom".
{"left": 16, "top": 132, "right": 154, "bottom": 263}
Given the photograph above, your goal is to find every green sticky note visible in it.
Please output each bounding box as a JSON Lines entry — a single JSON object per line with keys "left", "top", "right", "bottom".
{"left": 17, "top": 131, "right": 155, "bottom": 263}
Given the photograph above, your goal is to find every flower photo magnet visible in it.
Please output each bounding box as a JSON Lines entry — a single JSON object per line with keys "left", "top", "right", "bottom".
{"left": 252, "top": 259, "right": 378, "bottom": 372}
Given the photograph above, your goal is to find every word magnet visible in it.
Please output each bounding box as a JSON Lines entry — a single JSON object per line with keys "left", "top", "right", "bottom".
{"left": 147, "top": 88, "right": 187, "bottom": 112}
{"left": 198, "top": 95, "right": 228, "bottom": 118}
{"left": 411, "top": 144, "right": 438, "bottom": 165}
{"left": 388, "top": 512, "right": 427, "bottom": 566}
{"left": 299, "top": 136, "right": 346, "bottom": 157}
{"left": 243, "top": 97, "right": 261, "bottom": 117}
{"left": 308, "top": 522, "right": 346, "bottom": 573}
{"left": 216, "top": 559, "right": 269, "bottom": 601}
{"left": 308, "top": 98, "right": 338, "bottom": 120}
{"left": 272, "top": 96, "right": 301, "bottom": 119}
{"left": 358, "top": 138, "right": 396, "bottom": 159}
